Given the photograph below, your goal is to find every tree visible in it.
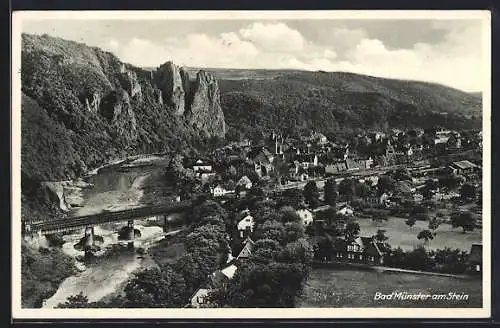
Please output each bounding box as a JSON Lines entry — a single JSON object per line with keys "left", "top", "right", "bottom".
{"left": 428, "top": 217, "right": 441, "bottom": 234}
{"left": 417, "top": 229, "right": 435, "bottom": 244}
{"left": 439, "top": 173, "right": 463, "bottom": 191}
{"left": 338, "top": 178, "right": 355, "bottom": 201}
{"left": 354, "top": 181, "right": 371, "bottom": 198}
{"left": 123, "top": 266, "right": 188, "bottom": 308}
{"left": 374, "top": 229, "right": 388, "bottom": 243}
{"left": 273, "top": 157, "right": 289, "bottom": 186}
{"left": 460, "top": 183, "right": 477, "bottom": 200}
{"left": 344, "top": 220, "right": 360, "bottom": 240}
{"left": 303, "top": 181, "right": 320, "bottom": 207}
{"left": 405, "top": 217, "right": 417, "bottom": 229}
{"left": 377, "top": 175, "right": 396, "bottom": 196}
{"left": 323, "top": 178, "right": 338, "bottom": 206}
{"left": 450, "top": 211, "right": 476, "bottom": 233}
{"left": 56, "top": 292, "right": 91, "bottom": 308}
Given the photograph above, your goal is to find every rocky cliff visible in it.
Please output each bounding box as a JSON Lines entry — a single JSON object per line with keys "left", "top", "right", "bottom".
{"left": 187, "top": 71, "right": 226, "bottom": 136}
{"left": 21, "top": 33, "right": 226, "bottom": 186}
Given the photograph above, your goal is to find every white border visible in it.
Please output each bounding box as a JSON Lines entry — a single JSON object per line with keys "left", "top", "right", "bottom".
{"left": 11, "top": 10, "right": 492, "bottom": 320}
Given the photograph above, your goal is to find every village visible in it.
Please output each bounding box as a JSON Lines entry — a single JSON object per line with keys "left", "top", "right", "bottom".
{"left": 164, "top": 127, "right": 483, "bottom": 308}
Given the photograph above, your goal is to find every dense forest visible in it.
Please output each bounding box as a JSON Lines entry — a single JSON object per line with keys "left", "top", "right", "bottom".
{"left": 215, "top": 70, "right": 482, "bottom": 142}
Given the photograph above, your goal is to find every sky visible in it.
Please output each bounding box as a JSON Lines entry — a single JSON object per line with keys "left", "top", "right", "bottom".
{"left": 21, "top": 15, "right": 486, "bottom": 92}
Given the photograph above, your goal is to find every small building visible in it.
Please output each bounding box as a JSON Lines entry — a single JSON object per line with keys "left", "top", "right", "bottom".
{"left": 449, "top": 160, "right": 479, "bottom": 175}
{"left": 337, "top": 204, "right": 354, "bottom": 217}
{"left": 468, "top": 243, "right": 482, "bottom": 273}
{"left": 236, "top": 175, "right": 253, "bottom": 189}
{"left": 192, "top": 159, "right": 213, "bottom": 173}
{"left": 333, "top": 236, "right": 385, "bottom": 265}
{"left": 211, "top": 264, "right": 238, "bottom": 286}
{"left": 296, "top": 208, "right": 314, "bottom": 226}
{"left": 296, "top": 154, "right": 319, "bottom": 169}
{"left": 190, "top": 288, "right": 211, "bottom": 308}
{"left": 237, "top": 213, "right": 255, "bottom": 238}
{"left": 211, "top": 184, "right": 234, "bottom": 198}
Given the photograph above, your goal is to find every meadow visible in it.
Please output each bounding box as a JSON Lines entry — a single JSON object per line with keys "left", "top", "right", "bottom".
{"left": 298, "top": 268, "right": 482, "bottom": 308}
{"left": 356, "top": 217, "right": 481, "bottom": 251}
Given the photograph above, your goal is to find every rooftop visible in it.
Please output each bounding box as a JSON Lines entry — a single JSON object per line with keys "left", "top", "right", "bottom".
{"left": 452, "top": 160, "right": 478, "bottom": 170}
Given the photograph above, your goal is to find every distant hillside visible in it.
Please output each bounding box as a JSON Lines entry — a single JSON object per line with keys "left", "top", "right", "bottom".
{"left": 208, "top": 69, "right": 482, "bottom": 141}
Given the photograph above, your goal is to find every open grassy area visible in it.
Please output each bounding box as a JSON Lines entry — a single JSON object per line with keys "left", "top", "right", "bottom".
{"left": 356, "top": 217, "right": 481, "bottom": 251}
{"left": 297, "top": 268, "right": 482, "bottom": 308}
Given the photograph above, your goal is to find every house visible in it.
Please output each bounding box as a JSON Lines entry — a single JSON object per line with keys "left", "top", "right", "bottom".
{"left": 192, "top": 159, "right": 213, "bottom": 173}
{"left": 365, "top": 193, "right": 389, "bottom": 206}
{"left": 190, "top": 288, "right": 211, "bottom": 308}
{"left": 468, "top": 243, "right": 482, "bottom": 273}
{"left": 211, "top": 184, "right": 235, "bottom": 198}
{"left": 333, "top": 236, "right": 385, "bottom": 265}
{"left": 236, "top": 175, "right": 253, "bottom": 189}
{"left": 299, "top": 172, "right": 309, "bottom": 182}
{"left": 311, "top": 132, "right": 328, "bottom": 145}
{"left": 296, "top": 208, "right": 314, "bottom": 226}
{"left": 236, "top": 237, "right": 255, "bottom": 260}
{"left": 345, "top": 158, "right": 360, "bottom": 171}
{"left": 249, "top": 147, "right": 275, "bottom": 177}
{"left": 449, "top": 160, "right": 479, "bottom": 175}
{"left": 325, "top": 162, "right": 348, "bottom": 174}
{"left": 359, "top": 157, "right": 374, "bottom": 169}
{"left": 296, "top": 154, "right": 319, "bottom": 169}
{"left": 237, "top": 213, "right": 255, "bottom": 238}
{"left": 211, "top": 264, "right": 238, "bottom": 286}
{"left": 337, "top": 204, "right": 354, "bottom": 216}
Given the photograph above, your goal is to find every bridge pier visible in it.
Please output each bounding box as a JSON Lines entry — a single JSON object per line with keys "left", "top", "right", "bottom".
{"left": 127, "top": 220, "right": 134, "bottom": 249}
{"left": 84, "top": 226, "right": 95, "bottom": 258}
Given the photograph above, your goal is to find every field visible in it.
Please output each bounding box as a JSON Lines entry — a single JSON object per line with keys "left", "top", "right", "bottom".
{"left": 356, "top": 217, "right": 481, "bottom": 251}
{"left": 298, "top": 268, "right": 482, "bottom": 308}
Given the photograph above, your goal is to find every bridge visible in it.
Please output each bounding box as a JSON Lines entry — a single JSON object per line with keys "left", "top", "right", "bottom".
{"left": 24, "top": 200, "right": 196, "bottom": 235}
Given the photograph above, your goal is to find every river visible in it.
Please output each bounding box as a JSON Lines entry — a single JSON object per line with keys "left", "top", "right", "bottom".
{"left": 42, "top": 155, "right": 176, "bottom": 308}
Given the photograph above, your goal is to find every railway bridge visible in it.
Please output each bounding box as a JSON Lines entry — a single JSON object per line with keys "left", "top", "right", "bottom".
{"left": 23, "top": 200, "right": 196, "bottom": 239}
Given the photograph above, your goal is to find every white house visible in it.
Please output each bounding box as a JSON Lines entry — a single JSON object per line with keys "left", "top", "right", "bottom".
{"left": 337, "top": 204, "right": 354, "bottom": 216}
{"left": 237, "top": 214, "right": 255, "bottom": 237}
{"left": 236, "top": 175, "right": 253, "bottom": 189}
{"left": 190, "top": 288, "right": 211, "bottom": 308}
{"left": 192, "top": 159, "right": 213, "bottom": 172}
{"left": 296, "top": 209, "right": 314, "bottom": 226}
{"left": 211, "top": 184, "right": 234, "bottom": 198}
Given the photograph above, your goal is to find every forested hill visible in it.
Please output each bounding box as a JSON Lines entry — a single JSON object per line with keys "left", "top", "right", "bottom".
{"left": 196, "top": 68, "right": 482, "bottom": 141}
{"left": 21, "top": 33, "right": 226, "bottom": 184}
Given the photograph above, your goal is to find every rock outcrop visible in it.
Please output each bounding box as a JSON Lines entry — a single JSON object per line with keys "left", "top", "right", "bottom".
{"left": 99, "top": 90, "right": 138, "bottom": 142}
{"left": 119, "top": 69, "right": 142, "bottom": 101}
{"left": 153, "top": 61, "right": 186, "bottom": 115}
{"left": 186, "top": 71, "right": 226, "bottom": 137}
{"left": 84, "top": 91, "right": 101, "bottom": 113}
{"left": 40, "top": 182, "right": 70, "bottom": 212}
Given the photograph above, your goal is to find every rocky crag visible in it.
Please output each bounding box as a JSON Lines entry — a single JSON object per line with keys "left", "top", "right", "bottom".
{"left": 21, "top": 33, "right": 225, "bottom": 190}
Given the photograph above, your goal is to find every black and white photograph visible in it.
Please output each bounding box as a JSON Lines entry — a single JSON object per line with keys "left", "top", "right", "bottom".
{"left": 11, "top": 10, "right": 491, "bottom": 319}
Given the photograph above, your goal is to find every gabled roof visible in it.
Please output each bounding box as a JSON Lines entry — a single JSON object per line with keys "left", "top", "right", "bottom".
{"left": 237, "top": 238, "right": 255, "bottom": 259}
{"left": 190, "top": 288, "right": 211, "bottom": 303}
{"left": 452, "top": 160, "right": 478, "bottom": 170}
{"left": 220, "top": 264, "right": 238, "bottom": 279}
{"left": 237, "top": 175, "right": 252, "bottom": 186}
